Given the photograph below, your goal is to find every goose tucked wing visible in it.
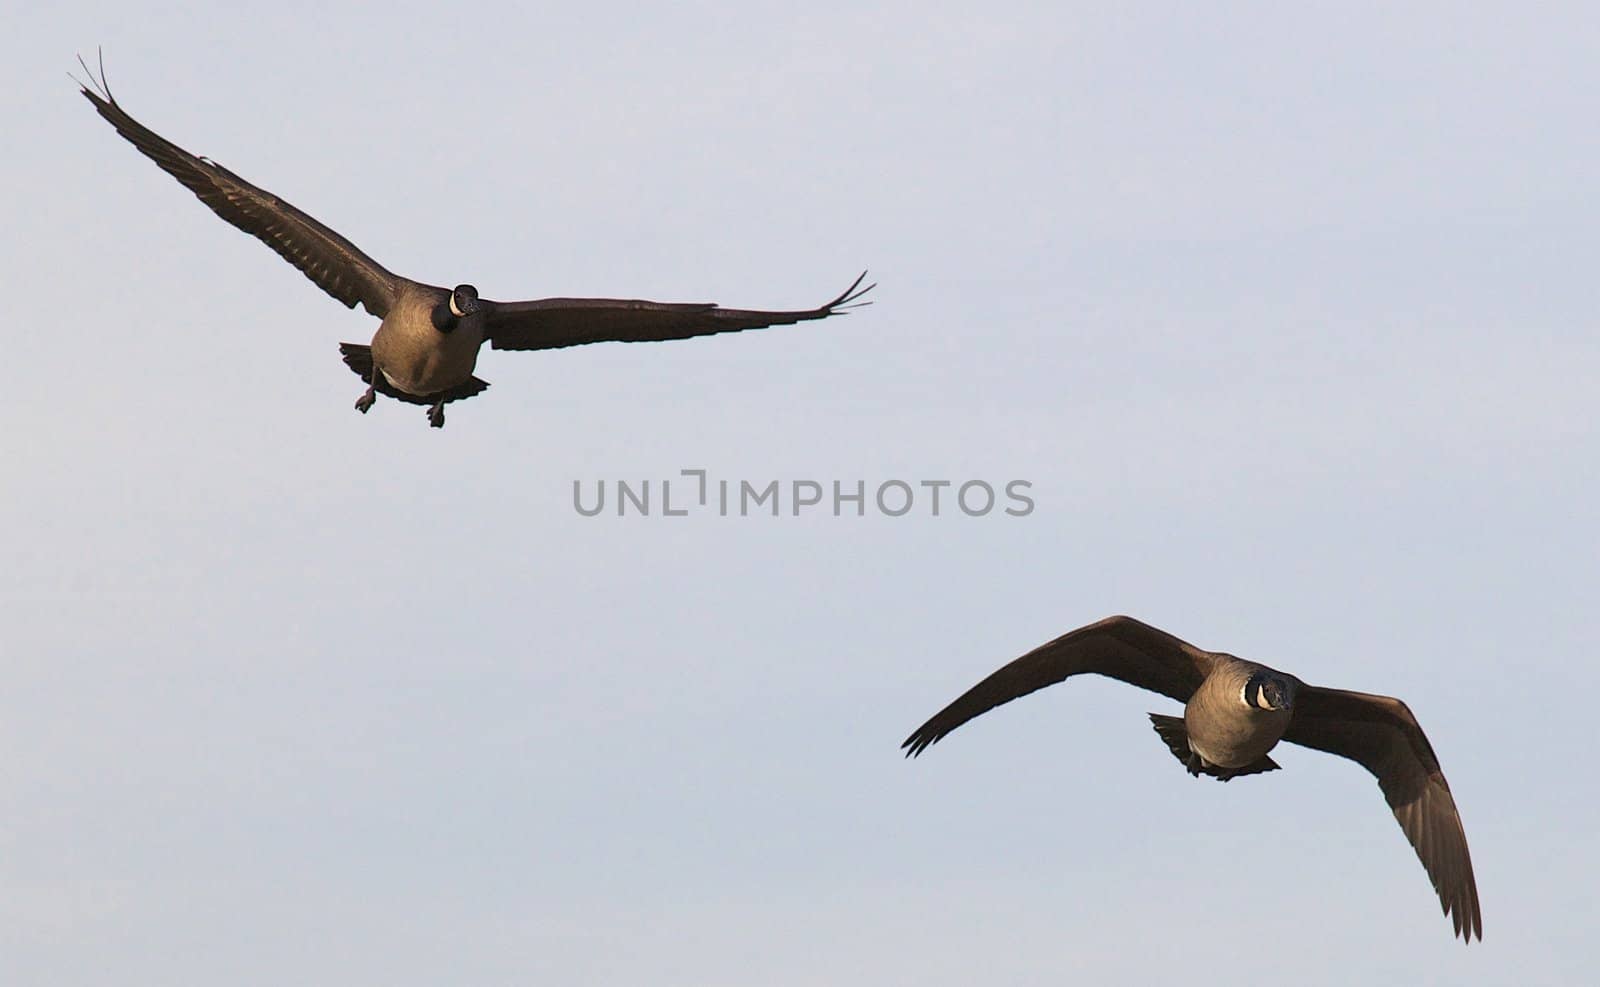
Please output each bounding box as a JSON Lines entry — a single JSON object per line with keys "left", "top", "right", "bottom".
{"left": 79, "top": 65, "right": 401, "bottom": 318}
{"left": 902, "top": 615, "right": 1216, "bottom": 757}
{"left": 1283, "top": 686, "right": 1482, "bottom": 942}
{"left": 483, "top": 272, "right": 873, "bottom": 351}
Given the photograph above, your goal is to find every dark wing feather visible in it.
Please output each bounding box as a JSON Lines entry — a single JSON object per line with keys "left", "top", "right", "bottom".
{"left": 483, "top": 271, "right": 873, "bottom": 351}
{"left": 1283, "top": 686, "right": 1482, "bottom": 942}
{"left": 78, "top": 61, "right": 401, "bottom": 317}
{"left": 902, "top": 615, "right": 1217, "bottom": 757}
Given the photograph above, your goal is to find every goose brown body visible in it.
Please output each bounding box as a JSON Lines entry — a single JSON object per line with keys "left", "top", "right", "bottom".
{"left": 371, "top": 285, "right": 486, "bottom": 396}
{"left": 1183, "top": 658, "right": 1294, "bottom": 769}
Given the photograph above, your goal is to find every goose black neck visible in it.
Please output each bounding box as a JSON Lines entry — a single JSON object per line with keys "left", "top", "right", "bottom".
{"left": 431, "top": 302, "right": 460, "bottom": 334}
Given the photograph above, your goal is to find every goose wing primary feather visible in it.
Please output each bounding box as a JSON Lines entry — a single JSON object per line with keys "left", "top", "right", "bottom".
{"left": 1283, "top": 685, "right": 1483, "bottom": 942}
{"left": 902, "top": 615, "right": 1217, "bottom": 757}
{"left": 78, "top": 56, "right": 403, "bottom": 318}
{"left": 483, "top": 272, "right": 873, "bottom": 351}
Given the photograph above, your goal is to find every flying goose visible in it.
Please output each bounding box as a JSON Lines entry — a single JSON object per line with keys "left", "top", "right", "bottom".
{"left": 76, "top": 57, "right": 872, "bottom": 428}
{"left": 902, "top": 615, "right": 1482, "bottom": 942}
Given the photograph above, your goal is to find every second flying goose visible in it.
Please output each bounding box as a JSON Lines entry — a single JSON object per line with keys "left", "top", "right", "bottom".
{"left": 903, "top": 614, "right": 1482, "bottom": 943}
{"left": 77, "top": 58, "right": 872, "bottom": 428}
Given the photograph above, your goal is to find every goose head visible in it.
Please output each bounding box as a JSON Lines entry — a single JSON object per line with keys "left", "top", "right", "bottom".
{"left": 1241, "top": 672, "right": 1294, "bottom": 712}
{"left": 431, "top": 283, "right": 481, "bottom": 333}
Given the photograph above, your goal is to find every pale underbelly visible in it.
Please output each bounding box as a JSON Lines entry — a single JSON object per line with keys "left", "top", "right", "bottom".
{"left": 380, "top": 362, "right": 474, "bottom": 397}
{"left": 1185, "top": 716, "right": 1284, "bottom": 768}
{"left": 372, "top": 331, "right": 481, "bottom": 397}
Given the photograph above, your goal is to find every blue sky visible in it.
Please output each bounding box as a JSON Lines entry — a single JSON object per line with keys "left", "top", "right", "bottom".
{"left": 5, "top": 3, "right": 1598, "bottom": 983}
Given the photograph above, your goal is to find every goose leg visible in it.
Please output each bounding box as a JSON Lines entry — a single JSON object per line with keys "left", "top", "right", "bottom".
{"left": 427, "top": 400, "right": 445, "bottom": 428}
{"left": 354, "top": 370, "right": 378, "bottom": 414}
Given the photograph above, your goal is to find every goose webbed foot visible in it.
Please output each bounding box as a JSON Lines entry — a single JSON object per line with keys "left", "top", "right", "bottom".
{"left": 1185, "top": 752, "right": 1205, "bottom": 777}
{"left": 354, "top": 385, "right": 376, "bottom": 414}
{"left": 428, "top": 401, "right": 445, "bottom": 428}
